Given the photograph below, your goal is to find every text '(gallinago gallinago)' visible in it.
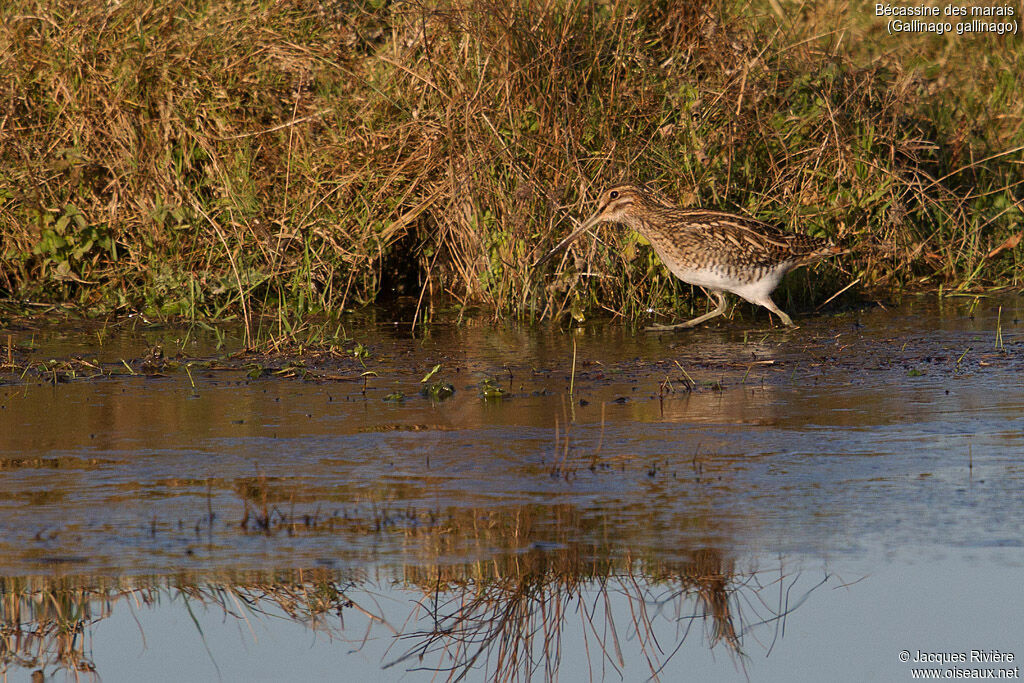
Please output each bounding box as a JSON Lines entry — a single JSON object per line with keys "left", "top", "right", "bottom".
{"left": 533, "top": 184, "right": 843, "bottom": 330}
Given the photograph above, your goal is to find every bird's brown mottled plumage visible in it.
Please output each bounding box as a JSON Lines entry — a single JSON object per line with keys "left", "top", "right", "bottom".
{"left": 533, "top": 183, "right": 843, "bottom": 329}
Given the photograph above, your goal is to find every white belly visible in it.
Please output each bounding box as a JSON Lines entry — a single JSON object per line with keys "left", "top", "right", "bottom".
{"left": 666, "top": 262, "right": 791, "bottom": 305}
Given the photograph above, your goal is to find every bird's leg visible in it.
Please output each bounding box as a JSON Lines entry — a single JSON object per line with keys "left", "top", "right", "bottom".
{"left": 646, "top": 291, "right": 728, "bottom": 332}
{"left": 755, "top": 296, "right": 797, "bottom": 328}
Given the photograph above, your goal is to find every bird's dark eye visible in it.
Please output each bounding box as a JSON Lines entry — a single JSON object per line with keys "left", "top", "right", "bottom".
{"left": 609, "top": 190, "right": 619, "bottom": 200}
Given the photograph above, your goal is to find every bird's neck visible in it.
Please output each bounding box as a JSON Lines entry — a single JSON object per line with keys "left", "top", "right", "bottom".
{"left": 626, "top": 204, "right": 673, "bottom": 243}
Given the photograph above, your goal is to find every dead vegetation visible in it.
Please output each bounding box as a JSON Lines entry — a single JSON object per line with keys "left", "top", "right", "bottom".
{"left": 1, "top": 0, "right": 1021, "bottom": 332}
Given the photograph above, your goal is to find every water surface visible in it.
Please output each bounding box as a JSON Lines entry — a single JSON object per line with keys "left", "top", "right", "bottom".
{"left": 1, "top": 297, "right": 1022, "bottom": 681}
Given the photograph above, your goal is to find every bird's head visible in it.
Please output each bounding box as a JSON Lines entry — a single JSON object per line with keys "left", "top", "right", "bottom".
{"left": 586, "top": 184, "right": 648, "bottom": 226}
{"left": 532, "top": 183, "right": 653, "bottom": 270}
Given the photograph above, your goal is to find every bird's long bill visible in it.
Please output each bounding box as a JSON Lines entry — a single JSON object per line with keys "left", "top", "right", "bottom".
{"left": 531, "top": 211, "right": 601, "bottom": 271}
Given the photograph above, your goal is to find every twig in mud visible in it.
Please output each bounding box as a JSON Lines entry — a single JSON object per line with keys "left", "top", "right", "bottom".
{"left": 816, "top": 278, "right": 862, "bottom": 311}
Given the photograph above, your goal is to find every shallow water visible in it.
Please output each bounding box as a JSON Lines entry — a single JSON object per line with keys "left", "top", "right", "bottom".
{"left": 1, "top": 297, "right": 1023, "bottom": 681}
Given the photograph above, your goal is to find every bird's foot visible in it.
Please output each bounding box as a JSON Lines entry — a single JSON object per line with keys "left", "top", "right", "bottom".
{"left": 644, "top": 322, "right": 697, "bottom": 332}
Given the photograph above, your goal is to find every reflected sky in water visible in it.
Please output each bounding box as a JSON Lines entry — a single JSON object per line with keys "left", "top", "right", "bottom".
{"left": 49, "top": 556, "right": 1024, "bottom": 682}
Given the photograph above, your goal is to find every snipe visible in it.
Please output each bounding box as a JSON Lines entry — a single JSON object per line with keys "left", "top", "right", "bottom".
{"left": 533, "top": 183, "right": 843, "bottom": 330}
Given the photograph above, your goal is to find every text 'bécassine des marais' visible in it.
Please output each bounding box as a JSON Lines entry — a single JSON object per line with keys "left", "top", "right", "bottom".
{"left": 875, "top": 4, "right": 1018, "bottom": 34}
{"left": 875, "top": 4, "right": 1015, "bottom": 17}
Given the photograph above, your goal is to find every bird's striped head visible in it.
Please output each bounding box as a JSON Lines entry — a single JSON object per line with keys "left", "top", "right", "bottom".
{"left": 531, "top": 183, "right": 655, "bottom": 271}
{"left": 588, "top": 184, "right": 650, "bottom": 226}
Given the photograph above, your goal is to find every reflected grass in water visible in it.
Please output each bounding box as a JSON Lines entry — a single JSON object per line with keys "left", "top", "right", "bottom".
{"left": 1, "top": 549, "right": 824, "bottom": 682}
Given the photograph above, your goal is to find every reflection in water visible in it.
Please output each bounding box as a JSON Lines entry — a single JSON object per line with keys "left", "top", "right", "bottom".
{"left": 1, "top": 576, "right": 100, "bottom": 676}
{"left": 0, "top": 549, "right": 825, "bottom": 681}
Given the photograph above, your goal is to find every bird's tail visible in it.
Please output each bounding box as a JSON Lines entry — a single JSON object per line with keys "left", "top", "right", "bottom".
{"left": 799, "top": 242, "right": 848, "bottom": 266}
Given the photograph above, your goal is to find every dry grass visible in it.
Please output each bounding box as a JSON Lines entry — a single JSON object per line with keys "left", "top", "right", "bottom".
{"left": 1, "top": 0, "right": 1021, "bottom": 332}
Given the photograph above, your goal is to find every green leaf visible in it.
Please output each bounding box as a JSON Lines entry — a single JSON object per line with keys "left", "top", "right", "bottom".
{"left": 420, "top": 363, "right": 442, "bottom": 383}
